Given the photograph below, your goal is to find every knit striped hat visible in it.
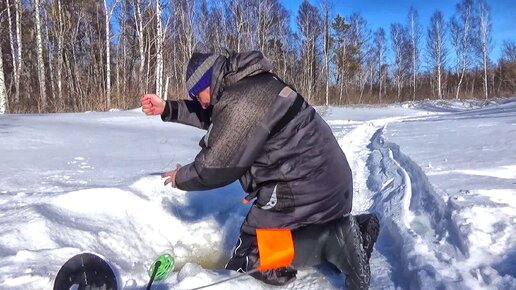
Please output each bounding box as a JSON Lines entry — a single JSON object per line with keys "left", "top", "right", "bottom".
{"left": 186, "top": 53, "right": 219, "bottom": 99}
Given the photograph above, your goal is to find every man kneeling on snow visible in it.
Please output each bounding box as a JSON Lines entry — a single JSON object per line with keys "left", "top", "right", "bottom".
{"left": 141, "top": 49, "right": 379, "bottom": 289}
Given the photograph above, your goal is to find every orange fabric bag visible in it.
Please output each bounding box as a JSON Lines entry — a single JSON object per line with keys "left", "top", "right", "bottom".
{"left": 256, "top": 228, "right": 295, "bottom": 271}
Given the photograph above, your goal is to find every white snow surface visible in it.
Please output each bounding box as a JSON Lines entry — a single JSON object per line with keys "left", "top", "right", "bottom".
{"left": 1, "top": 98, "right": 515, "bottom": 290}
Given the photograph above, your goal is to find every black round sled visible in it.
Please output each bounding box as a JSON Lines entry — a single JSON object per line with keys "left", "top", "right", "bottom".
{"left": 53, "top": 252, "right": 117, "bottom": 290}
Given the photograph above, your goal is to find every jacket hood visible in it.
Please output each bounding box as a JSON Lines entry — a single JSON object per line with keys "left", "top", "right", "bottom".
{"left": 209, "top": 49, "right": 273, "bottom": 105}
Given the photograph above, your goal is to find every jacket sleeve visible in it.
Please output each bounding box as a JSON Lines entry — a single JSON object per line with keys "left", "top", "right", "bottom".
{"left": 161, "top": 100, "right": 212, "bottom": 130}
{"left": 174, "top": 101, "right": 271, "bottom": 191}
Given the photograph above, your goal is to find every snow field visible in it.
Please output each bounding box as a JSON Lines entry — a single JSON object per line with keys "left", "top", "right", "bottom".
{"left": 0, "top": 99, "right": 515, "bottom": 289}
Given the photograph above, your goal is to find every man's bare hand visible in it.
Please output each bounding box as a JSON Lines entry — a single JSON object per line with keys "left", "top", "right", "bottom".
{"left": 141, "top": 94, "right": 165, "bottom": 115}
{"left": 162, "top": 164, "right": 183, "bottom": 188}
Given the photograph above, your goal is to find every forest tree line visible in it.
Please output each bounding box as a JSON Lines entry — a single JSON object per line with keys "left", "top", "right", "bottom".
{"left": 0, "top": 0, "right": 515, "bottom": 113}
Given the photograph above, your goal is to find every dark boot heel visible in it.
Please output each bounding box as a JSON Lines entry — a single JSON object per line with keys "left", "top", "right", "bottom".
{"left": 356, "top": 213, "right": 380, "bottom": 261}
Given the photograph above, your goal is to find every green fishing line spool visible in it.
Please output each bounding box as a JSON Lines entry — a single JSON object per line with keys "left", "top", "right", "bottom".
{"left": 148, "top": 253, "right": 175, "bottom": 281}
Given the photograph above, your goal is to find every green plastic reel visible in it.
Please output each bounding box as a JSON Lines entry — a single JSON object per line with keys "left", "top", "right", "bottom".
{"left": 147, "top": 253, "right": 175, "bottom": 281}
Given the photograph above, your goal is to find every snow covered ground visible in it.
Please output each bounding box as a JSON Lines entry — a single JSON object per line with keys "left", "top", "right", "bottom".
{"left": 0, "top": 98, "right": 515, "bottom": 290}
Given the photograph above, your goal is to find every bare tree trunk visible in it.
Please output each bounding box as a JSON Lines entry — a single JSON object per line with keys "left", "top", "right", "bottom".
{"left": 257, "top": 1, "right": 271, "bottom": 54}
{"left": 339, "top": 74, "right": 343, "bottom": 104}
{"left": 479, "top": 0, "right": 491, "bottom": 99}
{"left": 374, "top": 28, "right": 386, "bottom": 103}
{"left": 368, "top": 61, "right": 373, "bottom": 100}
{"left": 428, "top": 11, "right": 447, "bottom": 100}
{"left": 56, "top": 0, "right": 64, "bottom": 104}
{"left": 297, "top": 2, "right": 321, "bottom": 103}
{"left": 145, "top": 35, "right": 152, "bottom": 93}
{"left": 452, "top": 0, "right": 473, "bottom": 100}
{"left": 233, "top": 0, "right": 244, "bottom": 51}
{"left": 0, "top": 45, "right": 7, "bottom": 114}
{"left": 171, "top": 39, "right": 179, "bottom": 98}
{"left": 104, "top": 0, "right": 119, "bottom": 109}
{"left": 155, "top": 0, "right": 164, "bottom": 98}
{"left": 175, "top": 0, "right": 198, "bottom": 94}
{"left": 6, "top": 0, "right": 21, "bottom": 104}
{"left": 408, "top": 7, "right": 419, "bottom": 101}
{"left": 133, "top": 0, "right": 145, "bottom": 94}
{"left": 164, "top": 75, "right": 170, "bottom": 100}
{"left": 44, "top": 14, "right": 56, "bottom": 102}
{"left": 391, "top": 23, "right": 405, "bottom": 102}
{"left": 104, "top": 0, "right": 111, "bottom": 109}
{"left": 321, "top": 0, "right": 331, "bottom": 106}
{"left": 119, "top": 0, "right": 127, "bottom": 107}
{"left": 34, "top": 0, "right": 47, "bottom": 112}
{"left": 436, "top": 22, "right": 443, "bottom": 100}
{"left": 15, "top": 0, "right": 22, "bottom": 102}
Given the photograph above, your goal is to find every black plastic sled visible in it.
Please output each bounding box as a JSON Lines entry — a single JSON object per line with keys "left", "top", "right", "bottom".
{"left": 54, "top": 252, "right": 118, "bottom": 290}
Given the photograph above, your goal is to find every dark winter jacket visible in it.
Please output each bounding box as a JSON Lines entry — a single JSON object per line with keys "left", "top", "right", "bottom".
{"left": 161, "top": 49, "right": 353, "bottom": 234}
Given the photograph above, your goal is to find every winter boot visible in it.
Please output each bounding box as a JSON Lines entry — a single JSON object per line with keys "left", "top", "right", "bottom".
{"left": 355, "top": 213, "right": 380, "bottom": 261}
{"left": 291, "top": 216, "right": 372, "bottom": 289}
{"left": 325, "top": 215, "right": 371, "bottom": 290}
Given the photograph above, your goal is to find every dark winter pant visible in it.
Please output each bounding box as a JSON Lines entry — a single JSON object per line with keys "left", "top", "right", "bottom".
{"left": 225, "top": 215, "right": 371, "bottom": 289}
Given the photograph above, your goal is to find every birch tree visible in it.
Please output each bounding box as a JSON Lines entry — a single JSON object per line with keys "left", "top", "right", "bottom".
{"left": 478, "top": 0, "right": 491, "bottom": 99}
{"left": 0, "top": 44, "right": 7, "bottom": 114}
{"left": 256, "top": 0, "right": 285, "bottom": 57}
{"left": 133, "top": 0, "right": 146, "bottom": 93}
{"left": 451, "top": 0, "right": 474, "bottom": 99}
{"left": 174, "top": 0, "right": 198, "bottom": 92}
{"left": 331, "top": 14, "right": 349, "bottom": 104}
{"left": 104, "top": 0, "right": 120, "bottom": 109}
{"left": 427, "top": 10, "right": 447, "bottom": 99}
{"left": 199, "top": 0, "right": 210, "bottom": 50}
{"left": 1, "top": 5, "right": 9, "bottom": 113}
{"left": 349, "top": 12, "right": 370, "bottom": 103}
{"left": 391, "top": 23, "right": 408, "bottom": 101}
{"left": 6, "top": 0, "right": 22, "bottom": 103}
{"left": 48, "top": 0, "right": 65, "bottom": 104}
{"left": 229, "top": 0, "right": 245, "bottom": 51}
{"left": 34, "top": 0, "right": 47, "bottom": 111}
{"left": 407, "top": 7, "right": 420, "bottom": 101}
{"left": 297, "top": 0, "right": 322, "bottom": 102}
{"left": 373, "top": 28, "right": 386, "bottom": 103}
{"left": 499, "top": 41, "right": 516, "bottom": 94}
{"left": 320, "top": 0, "right": 332, "bottom": 106}
{"left": 206, "top": 3, "right": 226, "bottom": 49}
{"left": 155, "top": 0, "right": 164, "bottom": 98}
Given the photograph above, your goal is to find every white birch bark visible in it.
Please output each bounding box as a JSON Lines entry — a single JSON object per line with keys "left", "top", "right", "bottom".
{"left": 452, "top": 0, "right": 473, "bottom": 99}
{"left": 428, "top": 11, "right": 447, "bottom": 99}
{"left": 55, "top": 0, "right": 64, "bottom": 103}
{"left": 0, "top": 45, "right": 7, "bottom": 114}
{"left": 155, "top": 0, "right": 164, "bottom": 98}
{"left": 408, "top": 8, "right": 419, "bottom": 101}
{"left": 375, "top": 28, "right": 386, "bottom": 103}
{"left": 15, "top": 0, "right": 22, "bottom": 102}
{"left": 104, "top": 0, "right": 119, "bottom": 109}
{"left": 232, "top": 0, "right": 244, "bottom": 51}
{"left": 44, "top": 13, "right": 55, "bottom": 101}
{"left": 391, "top": 24, "right": 404, "bottom": 101}
{"left": 479, "top": 0, "right": 491, "bottom": 99}
{"left": 175, "top": 0, "right": 197, "bottom": 89}
{"left": 321, "top": 0, "right": 331, "bottom": 106}
{"left": 133, "top": 0, "right": 145, "bottom": 93}
{"left": 6, "top": 0, "right": 20, "bottom": 103}
{"left": 436, "top": 19, "right": 444, "bottom": 99}
{"left": 34, "top": 0, "right": 47, "bottom": 111}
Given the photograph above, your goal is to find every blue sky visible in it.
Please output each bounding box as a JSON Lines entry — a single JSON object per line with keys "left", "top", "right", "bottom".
{"left": 280, "top": 0, "right": 516, "bottom": 62}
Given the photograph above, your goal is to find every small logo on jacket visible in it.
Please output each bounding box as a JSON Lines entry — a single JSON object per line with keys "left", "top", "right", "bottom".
{"left": 262, "top": 184, "right": 278, "bottom": 210}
